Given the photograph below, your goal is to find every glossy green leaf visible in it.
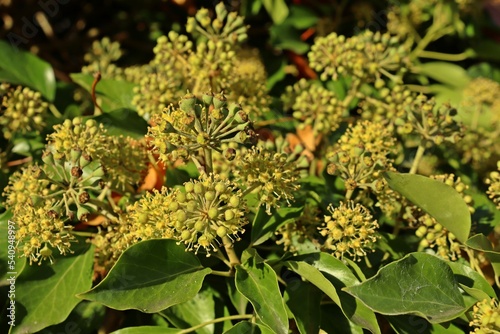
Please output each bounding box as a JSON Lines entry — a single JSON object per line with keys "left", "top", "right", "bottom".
{"left": 111, "top": 327, "right": 181, "bottom": 334}
{"left": 262, "top": 0, "right": 289, "bottom": 24}
{"left": 92, "top": 109, "right": 148, "bottom": 139}
{"left": 251, "top": 205, "right": 303, "bottom": 246}
{"left": 70, "top": 73, "right": 137, "bottom": 112}
{"left": 235, "top": 257, "right": 288, "bottom": 334}
{"left": 384, "top": 172, "right": 471, "bottom": 243}
{"left": 417, "top": 62, "right": 471, "bottom": 88}
{"left": 40, "top": 301, "right": 106, "bottom": 334}
{"left": 448, "top": 260, "right": 496, "bottom": 302}
{"left": 0, "top": 211, "right": 25, "bottom": 285}
{"left": 465, "top": 234, "right": 500, "bottom": 281}
{"left": 0, "top": 40, "right": 56, "bottom": 101}
{"left": 161, "top": 287, "right": 232, "bottom": 334}
{"left": 223, "top": 322, "right": 274, "bottom": 334}
{"left": 344, "top": 253, "right": 466, "bottom": 323}
{"left": 285, "top": 254, "right": 380, "bottom": 334}
{"left": 11, "top": 241, "right": 94, "bottom": 334}
{"left": 78, "top": 239, "right": 211, "bottom": 313}
{"left": 285, "top": 281, "right": 321, "bottom": 334}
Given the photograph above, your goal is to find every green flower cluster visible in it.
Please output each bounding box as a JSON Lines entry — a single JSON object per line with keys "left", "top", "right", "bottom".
{"left": 319, "top": 201, "right": 379, "bottom": 261}
{"left": 470, "top": 298, "right": 500, "bottom": 334}
{"left": 486, "top": 161, "right": 500, "bottom": 210}
{"left": 276, "top": 204, "right": 321, "bottom": 254}
{"left": 308, "top": 31, "right": 409, "bottom": 85}
{"left": 0, "top": 83, "right": 48, "bottom": 139}
{"left": 282, "top": 79, "right": 346, "bottom": 135}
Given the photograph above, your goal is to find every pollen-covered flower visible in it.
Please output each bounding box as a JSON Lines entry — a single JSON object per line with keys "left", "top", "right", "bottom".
{"left": 171, "top": 173, "right": 248, "bottom": 256}
{"left": 319, "top": 201, "right": 379, "bottom": 261}
{"left": 0, "top": 83, "right": 48, "bottom": 139}
{"left": 469, "top": 298, "right": 500, "bottom": 334}
{"left": 234, "top": 146, "right": 301, "bottom": 214}
{"left": 486, "top": 161, "right": 500, "bottom": 210}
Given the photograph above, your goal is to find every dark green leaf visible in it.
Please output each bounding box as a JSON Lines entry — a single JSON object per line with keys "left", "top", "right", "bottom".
{"left": 416, "top": 62, "right": 471, "bottom": 88}
{"left": 387, "top": 315, "right": 464, "bottom": 334}
{"left": 285, "top": 254, "right": 380, "bottom": 334}
{"left": 465, "top": 234, "right": 500, "bottom": 282}
{"left": 223, "top": 322, "right": 274, "bottom": 334}
{"left": 285, "top": 281, "right": 321, "bottom": 334}
{"left": 78, "top": 239, "right": 211, "bottom": 313}
{"left": 0, "top": 40, "right": 56, "bottom": 101}
{"left": 40, "top": 301, "right": 106, "bottom": 334}
{"left": 235, "top": 257, "right": 288, "bottom": 334}
{"left": 344, "top": 253, "right": 466, "bottom": 323}
{"left": 111, "top": 327, "right": 181, "bottom": 334}
{"left": 384, "top": 172, "right": 471, "bottom": 243}
{"left": 251, "top": 205, "right": 303, "bottom": 246}
{"left": 70, "top": 73, "right": 137, "bottom": 112}
{"left": 12, "top": 241, "right": 94, "bottom": 334}
{"left": 92, "top": 109, "right": 148, "bottom": 139}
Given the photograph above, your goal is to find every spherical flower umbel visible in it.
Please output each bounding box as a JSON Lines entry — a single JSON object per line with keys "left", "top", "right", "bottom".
{"left": 172, "top": 173, "right": 248, "bottom": 256}
{"left": 486, "top": 161, "right": 500, "bottom": 210}
{"left": 319, "top": 201, "right": 379, "bottom": 261}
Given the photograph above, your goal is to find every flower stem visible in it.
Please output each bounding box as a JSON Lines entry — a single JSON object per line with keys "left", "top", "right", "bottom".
{"left": 409, "top": 145, "right": 426, "bottom": 175}
{"left": 418, "top": 50, "right": 473, "bottom": 62}
{"left": 222, "top": 235, "right": 240, "bottom": 266}
{"left": 204, "top": 147, "right": 213, "bottom": 174}
{"left": 177, "top": 314, "right": 253, "bottom": 334}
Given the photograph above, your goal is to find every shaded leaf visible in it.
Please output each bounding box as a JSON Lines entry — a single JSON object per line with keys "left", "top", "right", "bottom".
{"left": 0, "top": 40, "right": 56, "bottom": 101}
{"left": 465, "top": 234, "right": 500, "bottom": 282}
{"left": 384, "top": 172, "right": 471, "bottom": 243}
{"left": 344, "top": 253, "right": 466, "bottom": 323}
{"left": 92, "top": 109, "right": 148, "bottom": 139}
{"left": 223, "top": 322, "right": 274, "bottom": 334}
{"left": 285, "top": 5, "right": 319, "bottom": 29}
{"left": 448, "top": 260, "right": 496, "bottom": 302}
{"left": 11, "top": 241, "right": 94, "bottom": 334}
{"left": 235, "top": 257, "right": 288, "bottom": 334}
{"left": 251, "top": 205, "right": 303, "bottom": 246}
{"left": 285, "top": 280, "right": 321, "bottom": 334}
{"left": 78, "top": 239, "right": 211, "bottom": 313}
{"left": 40, "top": 301, "right": 106, "bottom": 334}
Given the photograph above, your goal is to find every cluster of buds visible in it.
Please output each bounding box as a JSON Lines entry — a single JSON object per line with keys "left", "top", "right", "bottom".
{"left": 406, "top": 174, "right": 473, "bottom": 261}
{"left": 486, "top": 161, "right": 500, "bottom": 210}
{"left": 81, "top": 37, "right": 123, "bottom": 79}
{"left": 125, "top": 174, "right": 247, "bottom": 256}
{"left": 133, "top": 3, "right": 248, "bottom": 118}
{"left": 234, "top": 146, "right": 302, "bottom": 214}
{"left": 276, "top": 204, "right": 321, "bottom": 254}
{"left": 326, "top": 120, "right": 397, "bottom": 192}
{"left": 308, "top": 31, "right": 409, "bottom": 85}
{"left": 148, "top": 92, "right": 255, "bottom": 169}
{"left": 0, "top": 83, "right": 48, "bottom": 139}
{"left": 469, "top": 298, "right": 500, "bottom": 334}
{"left": 396, "top": 95, "right": 464, "bottom": 147}
{"left": 282, "top": 79, "right": 346, "bottom": 135}
{"left": 319, "top": 201, "right": 379, "bottom": 261}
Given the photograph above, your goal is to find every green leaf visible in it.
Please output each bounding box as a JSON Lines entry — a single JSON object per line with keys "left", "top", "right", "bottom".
{"left": 78, "top": 239, "right": 211, "bottom": 313}
{"left": 269, "top": 24, "right": 309, "bottom": 54}
{"left": 261, "top": 0, "right": 289, "bottom": 24}
{"left": 285, "top": 254, "right": 380, "bottom": 334}
{"left": 344, "top": 252, "right": 466, "bottom": 323}
{"left": 285, "top": 281, "right": 321, "bottom": 334}
{"left": 0, "top": 40, "right": 56, "bottom": 101}
{"left": 416, "top": 62, "right": 471, "bottom": 88}
{"left": 251, "top": 205, "right": 303, "bottom": 246}
{"left": 223, "top": 322, "right": 275, "bottom": 334}
{"left": 285, "top": 5, "right": 319, "bottom": 29}
{"left": 0, "top": 211, "right": 26, "bottom": 285}
{"left": 465, "top": 234, "right": 500, "bottom": 282}
{"left": 448, "top": 260, "right": 496, "bottom": 301}
{"left": 227, "top": 278, "right": 248, "bottom": 315}
{"left": 383, "top": 172, "right": 471, "bottom": 243}
{"left": 70, "top": 73, "right": 137, "bottom": 112}
{"left": 11, "top": 241, "right": 94, "bottom": 334}
{"left": 235, "top": 257, "right": 288, "bottom": 334}
{"left": 387, "top": 315, "right": 464, "bottom": 334}
{"left": 161, "top": 286, "right": 232, "bottom": 334}
{"left": 40, "top": 301, "right": 106, "bottom": 334}
{"left": 111, "top": 327, "right": 181, "bottom": 334}
{"left": 92, "top": 109, "right": 148, "bottom": 139}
